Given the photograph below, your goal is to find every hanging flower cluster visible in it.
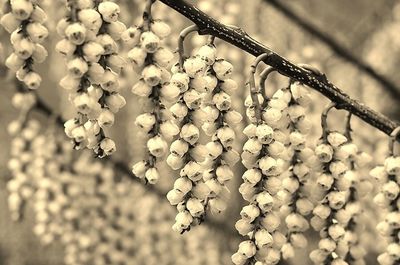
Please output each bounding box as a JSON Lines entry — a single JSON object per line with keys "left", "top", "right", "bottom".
{"left": 58, "top": 0, "right": 126, "bottom": 157}
{"left": 199, "top": 43, "right": 242, "bottom": 215}
{"left": 165, "top": 39, "right": 213, "bottom": 233}
{"left": 1, "top": 0, "right": 49, "bottom": 89}
{"left": 278, "top": 81, "right": 315, "bottom": 259}
{"left": 232, "top": 67, "right": 292, "bottom": 265}
{"left": 310, "top": 124, "right": 355, "bottom": 264}
{"left": 128, "top": 0, "right": 177, "bottom": 184}
{"left": 370, "top": 130, "right": 400, "bottom": 265}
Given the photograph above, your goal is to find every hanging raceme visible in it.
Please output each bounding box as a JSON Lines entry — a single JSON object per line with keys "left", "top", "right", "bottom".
{"left": 371, "top": 127, "right": 400, "bottom": 265}
{"left": 199, "top": 37, "right": 242, "bottom": 216}
{"left": 58, "top": 0, "right": 126, "bottom": 157}
{"left": 233, "top": 55, "right": 289, "bottom": 265}
{"left": 165, "top": 25, "right": 211, "bottom": 233}
{"left": 309, "top": 103, "right": 356, "bottom": 265}
{"left": 128, "top": 0, "right": 177, "bottom": 184}
{"left": 1, "top": 0, "right": 49, "bottom": 90}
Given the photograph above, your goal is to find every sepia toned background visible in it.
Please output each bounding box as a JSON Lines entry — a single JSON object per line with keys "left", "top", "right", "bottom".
{"left": 0, "top": 0, "right": 399, "bottom": 264}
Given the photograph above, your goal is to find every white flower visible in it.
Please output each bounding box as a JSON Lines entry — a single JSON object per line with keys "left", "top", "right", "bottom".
{"left": 231, "top": 252, "right": 247, "bottom": 265}
{"left": 55, "top": 39, "right": 76, "bottom": 57}
{"left": 315, "top": 143, "right": 334, "bottom": 163}
{"left": 147, "top": 135, "right": 168, "bottom": 157}
{"left": 318, "top": 238, "right": 336, "bottom": 254}
{"left": 197, "top": 44, "right": 217, "bottom": 65}
{"left": 78, "top": 9, "right": 102, "bottom": 31}
{"left": 183, "top": 56, "right": 206, "bottom": 78}
{"left": 216, "top": 127, "right": 235, "bottom": 147}
{"left": 67, "top": 57, "right": 88, "bottom": 78}
{"left": 213, "top": 91, "right": 231, "bottom": 111}
{"left": 170, "top": 139, "right": 189, "bottom": 157}
{"left": 64, "top": 118, "right": 80, "bottom": 138}
{"left": 142, "top": 64, "right": 162, "bottom": 86}
{"left": 5, "top": 53, "right": 24, "bottom": 71}
{"left": 108, "top": 21, "right": 126, "bottom": 40}
{"left": 242, "top": 169, "right": 262, "bottom": 185}
{"left": 140, "top": 31, "right": 160, "bottom": 53}
{"left": 327, "top": 191, "right": 347, "bottom": 210}
{"left": 237, "top": 240, "right": 256, "bottom": 258}
{"left": 150, "top": 19, "right": 171, "bottom": 38}
{"left": 240, "top": 204, "right": 260, "bottom": 222}
{"left": 328, "top": 224, "right": 345, "bottom": 240}
{"left": 180, "top": 123, "right": 200, "bottom": 145}
{"left": 145, "top": 167, "right": 159, "bottom": 184}
{"left": 208, "top": 197, "right": 227, "bottom": 214}
{"left": 101, "top": 70, "right": 119, "bottom": 92}
{"left": 96, "top": 34, "right": 117, "bottom": 54}
{"left": 370, "top": 166, "right": 388, "bottom": 183}
{"left": 259, "top": 156, "right": 278, "bottom": 175}
{"left": 166, "top": 154, "right": 184, "bottom": 170}
{"left": 65, "top": 23, "right": 87, "bottom": 45}
{"left": 0, "top": 13, "right": 20, "bottom": 33}
{"left": 98, "top": 109, "right": 115, "bottom": 128}
{"left": 11, "top": 0, "right": 34, "bottom": 20}
{"left": 225, "top": 110, "right": 243, "bottom": 124}
{"left": 131, "top": 160, "right": 148, "bottom": 178}
{"left": 263, "top": 107, "right": 282, "bottom": 123}
{"left": 243, "top": 138, "right": 262, "bottom": 154}
{"left": 166, "top": 189, "right": 184, "bottom": 205}
{"left": 99, "top": 138, "right": 116, "bottom": 155}
{"left": 98, "top": 1, "right": 120, "bottom": 22}
{"left": 377, "top": 253, "right": 394, "bottom": 265}
{"left": 382, "top": 181, "right": 400, "bottom": 200}
{"left": 82, "top": 41, "right": 104, "bottom": 62}
{"left": 174, "top": 210, "right": 193, "bottom": 230}
{"left": 160, "top": 121, "right": 179, "bottom": 139}
{"left": 221, "top": 79, "right": 238, "bottom": 94}
{"left": 122, "top": 26, "right": 141, "bottom": 46}
{"left": 183, "top": 89, "right": 202, "bottom": 109}
{"left": 191, "top": 182, "right": 210, "bottom": 200}
{"left": 14, "top": 38, "right": 35, "bottom": 59}
{"left": 282, "top": 243, "right": 295, "bottom": 259}
{"left": 170, "top": 72, "right": 190, "bottom": 92}
{"left": 181, "top": 161, "right": 202, "bottom": 181}
{"left": 216, "top": 165, "right": 234, "bottom": 183}
{"left": 235, "top": 219, "right": 254, "bottom": 236}
{"left": 384, "top": 156, "right": 400, "bottom": 175}
{"left": 127, "top": 47, "right": 147, "bottom": 68}
{"left": 317, "top": 173, "right": 334, "bottom": 190}
{"left": 23, "top": 71, "right": 41, "bottom": 90}
{"left": 186, "top": 198, "right": 204, "bottom": 217}
{"left": 255, "top": 228, "right": 273, "bottom": 248}
{"left": 173, "top": 177, "right": 192, "bottom": 195}
{"left": 290, "top": 233, "right": 308, "bottom": 248}
{"left": 131, "top": 79, "right": 152, "bottom": 97}
{"left": 153, "top": 47, "right": 174, "bottom": 67}
{"left": 105, "top": 93, "right": 126, "bottom": 112}
{"left": 32, "top": 44, "right": 47, "bottom": 63}
{"left": 329, "top": 161, "right": 348, "bottom": 178}
{"left": 309, "top": 249, "right": 327, "bottom": 264}
{"left": 296, "top": 198, "right": 314, "bottom": 216}
{"left": 256, "top": 191, "right": 274, "bottom": 212}
{"left": 261, "top": 212, "right": 281, "bottom": 232}
{"left": 285, "top": 213, "right": 309, "bottom": 232}
{"left": 206, "top": 141, "right": 223, "bottom": 159}
{"left": 327, "top": 132, "right": 348, "bottom": 147}
{"left": 213, "top": 59, "right": 233, "bottom": 80}
{"left": 170, "top": 103, "right": 188, "bottom": 120}
{"left": 26, "top": 22, "right": 48, "bottom": 43}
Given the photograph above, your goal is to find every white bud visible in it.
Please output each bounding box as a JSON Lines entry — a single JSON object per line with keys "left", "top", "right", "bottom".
{"left": 197, "top": 44, "right": 217, "bottom": 65}
{"left": 97, "top": 109, "right": 114, "bottom": 128}
{"left": 240, "top": 204, "right": 260, "bottom": 222}
{"left": 328, "top": 191, "right": 347, "bottom": 210}
{"left": 99, "top": 138, "right": 116, "bottom": 156}
{"left": 142, "top": 64, "right": 162, "bottom": 86}
{"left": 213, "top": 91, "right": 231, "bottom": 111}
{"left": 186, "top": 198, "right": 204, "bottom": 217}
{"left": 145, "top": 167, "right": 160, "bottom": 184}
{"left": 237, "top": 240, "right": 256, "bottom": 258}
{"left": 216, "top": 165, "right": 234, "bottom": 183}
{"left": 315, "top": 143, "right": 334, "bottom": 163}
{"left": 108, "top": 21, "right": 126, "bottom": 40}
{"left": 67, "top": 57, "right": 88, "bottom": 78}
{"left": 183, "top": 89, "right": 202, "bottom": 109}
{"left": 26, "top": 22, "right": 48, "bottom": 43}
{"left": 166, "top": 189, "right": 184, "bottom": 205}
{"left": 327, "top": 132, "right": 348, "bottom": 147}
{"left": 166, "top": 154, "right": 184, "bottom": 170}
{"left": 65, "top": 23, "right": 87, "bottom": 45}
{"left": 384, "top": 156, "right": 400, "bottom": 175}
{"left": 150, "top": 19, "right": 171, "bottom": 38}
{"left": 261, "top": 213, "right": 281, "bottom": 232}
{"left": 96, "top": 34, "right": 117, "bottom": 54}
{"left": 11, "top": 0, "right": 34, "bottom": 20}
{"left": 213, "top": 59, "right": 233, "bottom": 80}
{"left": 105, "top": 93, "right": 126, "bottom": 113}
{"left": 122, "top": 26, "right": 141, "bottom": 46}
{"left": 0, "top": 13, "right": 20, "bottom": 33}
{"left": 98, "top": 1, "right": 120, "bottom": 22}
{"left": 23, "top": 71, "right": 41, "bottom": 90}
{"left": 154, "top": 47, "right": 174, "bottom": 67}
{"left": 317, "top": 173, "right": 334, "bottom": 190}
{"left": 140, "top": 31, "right": 160, "bottom": 53}
{"left": 183, "top": 56, "right": 206, "bottom": 78}
{"left": 55, "top": 39, "right": 76, "bottom": 57}
{"left": 180, "top": 123, "right": 200, "bottom": 145}
{"left": 170, "top": 103, "right": 188, "bottom": 120}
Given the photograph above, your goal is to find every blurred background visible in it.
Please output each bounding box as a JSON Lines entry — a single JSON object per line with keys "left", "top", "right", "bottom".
{"left": 0, "top": 0, "right": 399, "bottom": 264}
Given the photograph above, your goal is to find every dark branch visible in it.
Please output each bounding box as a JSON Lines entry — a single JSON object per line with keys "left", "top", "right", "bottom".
{"left": 159, "top": 0, "right": 400, "bottom": 142}
{"left": 264, "top": 0, "right": 400, "bottom": 100}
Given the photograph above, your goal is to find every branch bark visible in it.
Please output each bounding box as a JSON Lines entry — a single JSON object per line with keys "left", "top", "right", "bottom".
{"left": 159, "top": 0, "right": 400, "bottom": 141}
{"left": 264, "top": 0, "right": 400, "bottom": 100}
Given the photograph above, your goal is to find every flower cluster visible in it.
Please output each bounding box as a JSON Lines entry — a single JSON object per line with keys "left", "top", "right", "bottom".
{"left": 371, "top": 153, "right": 400, "bottom": 265}
{"left": 58, "top": 0, "right": 126, "bottom": 157}
{"left": 278, "top": 82, "right": 316, "bottom": 259}
{"left": 310, "top": 131, "right": 356, "bottom": 265}
{"left": 232, "top": 87, "right": 291, "bottom": 265}
{"left": 1, "top": 0, "right": 49, "bottom": 89}
{"left": 165, "top": 46, "right": 212, "bottom": 233}
{"left": 128, "top": 1, "right": 177, "bottom": 184}
{"left": 199, "top": 44, "right": 242, "bottom": 215}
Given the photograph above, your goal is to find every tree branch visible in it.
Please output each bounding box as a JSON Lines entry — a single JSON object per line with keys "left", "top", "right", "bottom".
{"left": 158, "top": 0, "right": 400, "bottom": 141}
{"left": 263, "top": 0, "right": 400, "bottom": 100}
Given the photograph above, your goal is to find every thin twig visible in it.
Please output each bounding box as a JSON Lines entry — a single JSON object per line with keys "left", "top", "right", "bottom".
{"left": 158, "top": 0, "right": 400, "bottom": 142}
{"left": 178, "top": 25, "right": 199, "bottom": 68}
{"left": 321, "top": 102, "right": 337, "bottom": 141}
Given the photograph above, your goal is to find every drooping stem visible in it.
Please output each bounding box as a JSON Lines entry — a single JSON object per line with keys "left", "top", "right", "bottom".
{"left": 249, "top": 53, "right": 270, "bottom": 122}
{"left": 178, "top": 25, "right": 199, "bottom": 68}
{"left": 321, "top": 102, "right": 337, "bottom": 141}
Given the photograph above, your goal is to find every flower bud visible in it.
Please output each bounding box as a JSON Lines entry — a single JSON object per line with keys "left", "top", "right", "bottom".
{"left": 213, "top": 59, "right": 233, "bottom": 80}
{"left": 327, "top": 132, "right": 348, "bottom": 147}
{"left": 315, "top": 143, "right": 334, "bottom": 163}
{"left": 183, "top": 56, "right": 206, "bottom": 78}
{"left": 237, "top": 240, "right": 256, "bottom": 258}
{"left": 11, "top": 0, "right": 34, "bottom": 20}
{"left": 99, "top": 137, "right": 116, "bottom": 156}
{"left": 153, "top": 47, "right": 174, "bottom": 67}
{"left": 166, "top": 189, "right": 184, "bottom": 205}
{"left": 317, "top": 173, "right": 335, "bottom": 190}
{"left": 132, "top": 160, "right": 148, "bottom": 178}
{"left": 150, "top": 19, "right": 171, "bottom": 38}
{"left": 122, "top": 26, "right": 141, "bottom": 46}
{"left": 97, "top": 109, "right": 114, "bottom": 128}
{"left": 98, "top": 1, "right": 120, "bottom": 22}
{"left": 384, "top": 156, "right": 400, "bottom": 175}
{"left": 127, "top": 47, "right": 147, "bottom": 68}
{"left": 186, "top": 198, "right": 204, "bottom": 217}
{"left": 65, "top": 23, "right": 87, "bottom": 45}
{"left": 147, "top": 135, "right": 168, "bottom": 157}
{"left": 23, "top": 71, "right": 41, "bottom": 90}
{"left": 167, "top": 154, "right": 184, "bottom": 170}
{"left": 255, "top": 228, "right": 273, "bottom": 248}
{"left": 328, "top": 191, "right": 347, "bottom": 210}
{"left": 145, "top": 167, "right": 159, "bottom": 184}
{"left": 142, "top": 64, "right": 162, "bottom": 86}
{"left": 140, "top": 31, "right": 160, "bottom": 53}
{"left": 104, "top": 92, "right": 125, "bottom": 113}
{"left": 0, "top": 13, "right": 20, "bottom": 33}
{"left": 173, "top": 177, "right": 192, "bottom": 195}
{"left": 180, "top": 123, "right": 200, "bottom": 145}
